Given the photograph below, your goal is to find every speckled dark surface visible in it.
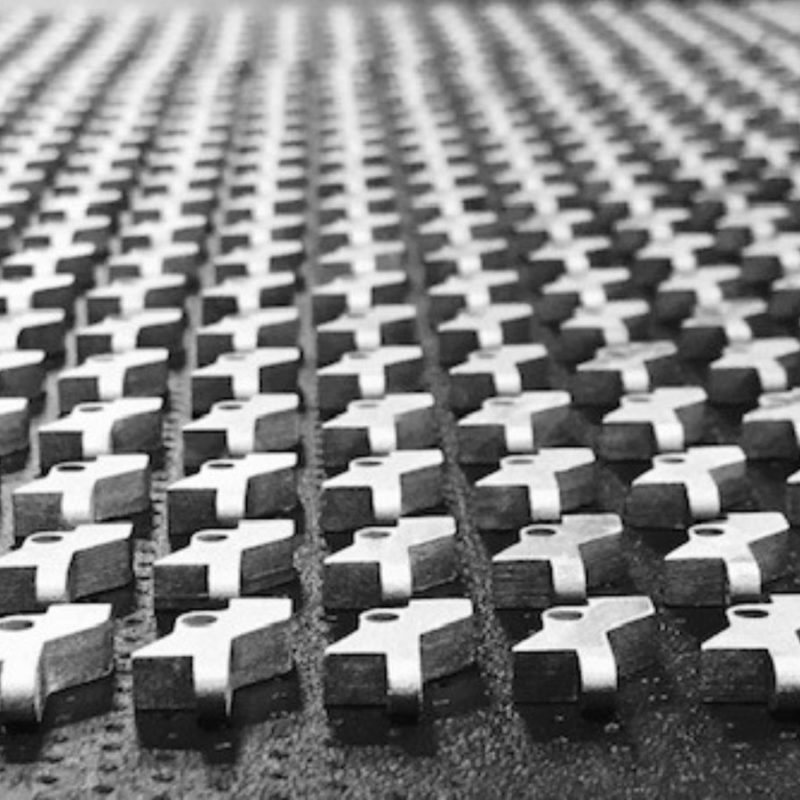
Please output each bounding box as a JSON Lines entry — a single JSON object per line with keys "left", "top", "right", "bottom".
{"left": 1, "top": 2, "right": 800, "bottom": 799}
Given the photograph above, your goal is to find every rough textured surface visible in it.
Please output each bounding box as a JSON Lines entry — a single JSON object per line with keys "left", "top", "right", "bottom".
{"left": 1, "top": 2, "right": 800, "bottom": 799}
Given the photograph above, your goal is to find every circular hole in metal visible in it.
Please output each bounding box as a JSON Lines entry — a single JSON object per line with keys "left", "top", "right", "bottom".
{"left": 32, "top": 534, "right": 63, "bottom": 544}
{"left": 489, "top": 398, "right": 515, "bottom": 407}
{"left": 355, "top": 458, "right": 383, "bottom": 468}
{"left": 366, "top": 611, "right": 399, "bottom": 623}
{"left": 506, "top": 456, "right": 534, "bottom": 465}
{"left": 658, "top": 455, "right": 684, "bottom": 464}
{"left": 207, "top": 461, "right": 234, "bottom": 469}
{"left": 626, "top": 394, "right": 651, "bottom": 403}
{"left": 0, "top": 619, "right": 33, "bottom": 631}
{"left": 525, "top": 526, "right": 557, "bottom": 537}
{"left": 197, "top": 533, "right": 227, "bottom": 543}
{"left": 694, "top": 526, "right": 724, "bottom": 537}
{"left": 218, "top": 402, "right": 242, "bottom": 411}
{"left": 57, "top": 463, "right": 85, "bottom": 472}
{"left": 183, "top": 614, "right": 217, "bottom": 627}
{"left": 548, "top": 610, "right": 583, "bottom": 621}
{"left": 78, "top": 404, "right": 105, "bottom": 413}
{"left": 733, "top": 608, "right": 768, "bottom": 619}
{"left": 355, "top": 400, "right": 380, "bottom": 409}
{"left": 361, "top": 528, "right": 391, "bottom": 539}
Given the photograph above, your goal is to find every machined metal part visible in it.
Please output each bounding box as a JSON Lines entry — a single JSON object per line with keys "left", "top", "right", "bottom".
{"left": 598, "top": 387, "right": 707, "bottom": 460}
{"left": 317, "top": 305, "right": 418, "bottom": 365}
{"left": 195, "top": 308, "right": 300, "bottom": 366}
{"left": 0, "top": 603, "right": 113, "bottom": 724}
{"left": 0, "top": 523, "right": 133, "bottom": 613}
{"left": 324, "top": 516, "right": 457, "bottom": 608}
{"left": 708, "top": 339, "right": 800, "bottom": 404}
{"left": 456, "top": 391, "right": 571, "bottom": 463}
{"left": 321, "top": 450, "right": 444, "bottom": 532}
{"left": 664, "top": 512, "right": 790, "bottom": 606}
{"left": 317, "top": 347, "right": 424, "bottom": 413}
{"left": 572, "top": 341, "right": 679, "bottom": 407}
{"left": 626, "top": 446, "right": 747, "bottom": 529}
{"left": 13, "top": 454, "right": 151, "bottom": 539}
{"left": 154, "top": 520, "right": 295, "bottom": 610}
{"left": 57, "top": 349, "right": 169, "bottom": 414}
{"left": 133, "top": 598, "right": 293, "bottom": 719}
{"left": 742, "top": 389, "right": 800, "bottom": 459}
{"left": 701, "top": 596, "right": 800, "bottom": 708}
{"left": 322, "top": 394, "right": 437, "bottom": 466}
{"left": 324, "top": 598, "right": 475, "bottom": 716}
{"left": 492, "top": 514, "right": 625, "bottom": 608}
{"left": 39, "top": 397, "right": 164, "bottom": 472}
{"left": 437, "top": 303, "right": 534, "bottom": 366}
{"left": 167, "top": 453, "right": 297, "bottom": 540}
{"left": 191, "top": 348, "right": 301, "bottom": 416}
{"left": 513, "top": 596, "right": 657, "bottom": 707}
{"left": 182, "top": 394, "right": 300, "bottom": 471}
{"left": 449, "top": 345, "right": 550, "bottom": 412}
{"left": 474, "top": 449, "right": 597, "bottom": 530}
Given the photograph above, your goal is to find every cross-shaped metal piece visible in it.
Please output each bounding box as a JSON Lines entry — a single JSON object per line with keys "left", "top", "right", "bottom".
{"left": 742, "top": 389, "right": 800, "bottom": 459}
{"left": 0, "top": 604, "right": 113, "bottom": 724}
{"left": 625, "top": 446, "right": 747, "bottom": 529}
{"left": 599, "top": 387, "right": 707, "bottom": 460}
{"left": 76, "top": 309, "right": 185, "bottom": 362}
{"left": 679, "top": 298, "right": 769, "bottom": 360}
{"left": 741, "top": 232, "right": 800, "bottom": 284}
{"left": 201, "top": 275, "right": 296, "bottom": 323}
{"left": 664, "top": 512, "right": 790, "bottom": 605}
{"left": 317, "top": 347, "right": 424, "bottom": 413}
{"left": 456, "top": 391, "right": 571, "bottom": 463}
{"left": 560, "top": 299, "right": 651, "bottom": 363}
{"left": 0, "top": 523, "right": 133, "bottom": 613}
{"left": 633, "top": 232, "right": 717, "bottom": 286}
{"left": 133, "top": 598, "right": 293, "bottom": 719}
{"left": 322, "top": 394, "right": 437, "bottom": 466}
{"left": 312, "top": 271, "right": 407, "bottom": 323}
{"left": 701, "top": 596, "right": 800, "bottom": 708}
{"left": 437, "top": 303, "right": 534, "bottom": 366}
{"left": 428, "top": 270, "right": 520, "bottom": 321}
{"left": 195, "top": 308, "right": 300, "bottom": 366}
{"left": 317, "top": 305, "right": 417, "bottom": 365}
{"left": 182, "top": 394, "right": 299, "bottom": 471}
{"left": 708, "top": 338, "right": 800, "bottom": 404}
{"left": 167, "top": 453, "right": 297, "bottom": 540}
{"left": 474, "top": 448, "right": 597, "bottom": 530}
{"left": 539, "top": 267, "right": 630, "bottom": 323}
{"left": 492, "top": 513, "right": 624, "bottom": 608}
{"left": 321, "top": 450, "right": 444, "bottom": 532}
{"left": 153, "top": 520, "right": 295, "bottom": 610}
{"left": 213, "top": 242, "right": 304, "bottom": 280}
{"left": 513, "top": 596, "right": 657, "bottom": 707}
{"left": 324, "top": 598, "right": 475, "bottom": 716}
{"left": 572, "top": 341, "right": 679, "bottom": 406}
{"left": 524, "top": 235, "right": 613, "bottom": 289}
{"left": 191, "top": 348, "right": 301, "bottom": 416}
{"left": 13, "top": 454, "right": 151, "bottom": 540}
{"left": 39, "top": 397, "right": 164, "bottom": 472}
{"left": 86, "top": 275, "right": 187, "bottom": 323}
{"left": 324, "top": 516, "right": 457, "bottom": 608}
{"left": 654, "top": 265, "right": 741, "bottom": 321}
{"left": 58, "top": 349, "right": 169, "bottom": 415}
{"left": 449, "top": 345, "right": 550, "bottom": 412}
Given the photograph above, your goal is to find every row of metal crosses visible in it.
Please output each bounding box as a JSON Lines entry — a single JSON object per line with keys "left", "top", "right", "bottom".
{"left": 0, "top": 0, "right": 800, "bottom": 742}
